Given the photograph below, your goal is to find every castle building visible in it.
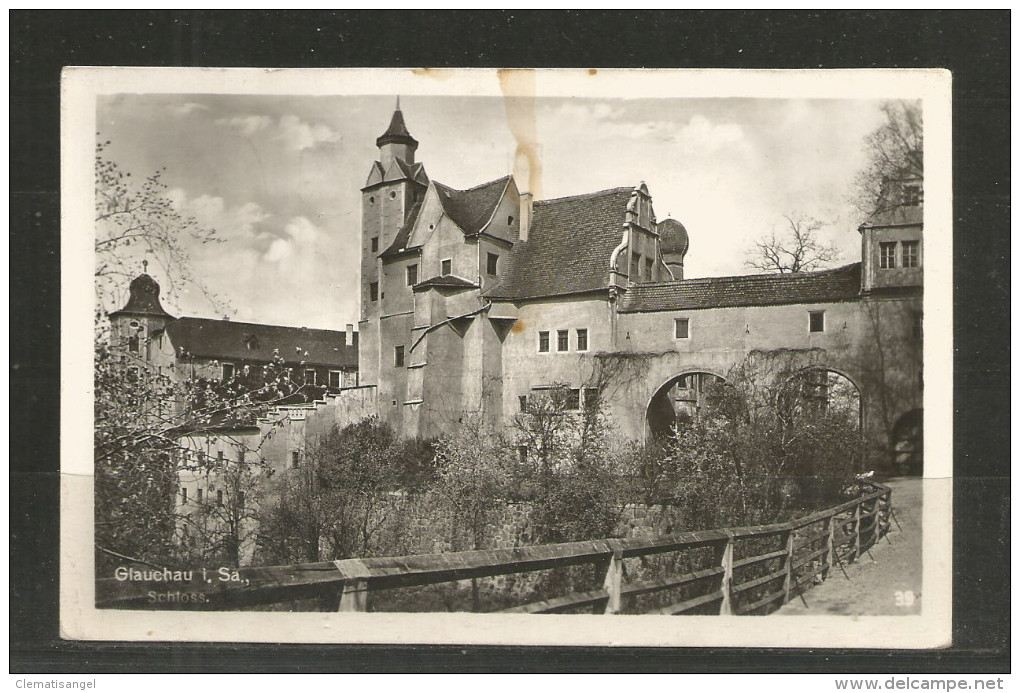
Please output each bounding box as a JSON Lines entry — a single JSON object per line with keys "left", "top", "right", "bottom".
{"left": 351, "top": 103, "right": 923, "bottom": 470}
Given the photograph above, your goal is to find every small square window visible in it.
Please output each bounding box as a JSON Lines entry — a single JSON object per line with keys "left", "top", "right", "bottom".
{"left": 329, "top": 370, "right": 342, "bottom": 389}
{"left": 902, "top": 240, "right": 920, "bottom": 268}
{"left": 576, "top": 328, "right": 588, "bottom": 352}
{"left": 879, "top": 242, "right": 897, "bottom": 269}
{"left": 441, "top": 258, "right": 452, "bottom": 275}
{"left": 557, "top": 330, "right": 569, "bottom": 352}
{"left": 371, "top": 236, "right": 379, "bottom": 252}
{"left": 809, "top": 311, "right": 825, "bottom": 333}
{"left": 222, "top": 363, "right": 235, "bottom": 380}
{"left": 902, "top": 184, "right": 922, "bottom": 206}
{"left": 538, "top": 331, "right": 550, "bottom": 353}
{"left": 394, "top": 345, "right": 405, "bottom": 367}
{"left": 304, "top": 369, "right": 317, "bottom": 385}
{"left": 369, "top": 282, "right": 379, "bottom": 301}
{"left": 674, "top": 318, "right": 690, "bottom": 339}
{"left": 406, "top": 264, "right": 418, "bottom": 286}
{"left": 487, "top": 252, "right": 499, "bottom": 276}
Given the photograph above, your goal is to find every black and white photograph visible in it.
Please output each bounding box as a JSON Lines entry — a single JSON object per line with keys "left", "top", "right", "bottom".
{"left": 60, "top": 68, "right": 952, "bottom": 647}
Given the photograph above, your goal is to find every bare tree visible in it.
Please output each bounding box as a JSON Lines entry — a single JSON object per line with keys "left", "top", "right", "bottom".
{"left": 745, "top": 215, "right": 841, "bottom": 274}
{"left": 852, "top": 100, "right": 923, "bottom": 221}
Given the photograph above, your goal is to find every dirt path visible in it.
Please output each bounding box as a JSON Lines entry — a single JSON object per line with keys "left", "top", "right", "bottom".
{"left": 776, "top": 477, "right": 923, "bottom": 616}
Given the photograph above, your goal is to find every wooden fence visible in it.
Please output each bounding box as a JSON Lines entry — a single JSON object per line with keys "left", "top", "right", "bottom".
{"left": 97, "top": 482, "right": 892, "bottom": 614}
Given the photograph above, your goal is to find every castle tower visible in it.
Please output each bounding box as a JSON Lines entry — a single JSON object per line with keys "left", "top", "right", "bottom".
{"left": 108, "top": 268, "right": 175, "bottom": 363}
{"left": 359, "top": 101, "right": 429, "bottom": 388}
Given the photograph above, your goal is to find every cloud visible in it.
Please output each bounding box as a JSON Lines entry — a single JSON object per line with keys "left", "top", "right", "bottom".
{"left": 545, "top": 102, "right": 746, "bottom": 153}
{"left": 215, "top": 114, "right": 273, "bottom": 137}
{"left": 263, "top": 216, "right": 322, "bottom": 265}
{"left": 214, "top": 113, "right": 339, "bottom": 150}
{"left": 168, "top": 189, "right": 268, "bottom": 241}
{"left": 168, "top": 102, "right": 209, "bottom": 118}
{"left": 277, "top": 115, "right": 340, "bottom": 150}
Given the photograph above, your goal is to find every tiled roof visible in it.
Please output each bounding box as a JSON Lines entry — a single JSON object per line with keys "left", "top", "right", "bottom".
{"left": 485, "top": 187, "right": 634, "bottom": 300}
{"left": 165, "top": 317, "right": 358, "bottom": 368}
{"left": 434, "top": 176, "right": 511, "bottom": 234}
{"left": 379, "top": 197, "right": 424, "bottom": 259}
{"left": 617, "top": 263, "right": 862, "bottom": 313}
{"left": 413, "top": 275, "right": 479, "bottom": 292}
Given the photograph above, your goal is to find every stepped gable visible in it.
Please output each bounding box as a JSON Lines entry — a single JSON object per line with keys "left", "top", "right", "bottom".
{"left": 485, "top": 187, "right": 634, "bottom": 300}
{"left": 617, "top": 263, "right": 863, "bottom": 313}
{"left": 433, "top": 175, "right": 511, "bottom": 234}
{"left": 165, "top": 317, "right": 358, "bottom": 368}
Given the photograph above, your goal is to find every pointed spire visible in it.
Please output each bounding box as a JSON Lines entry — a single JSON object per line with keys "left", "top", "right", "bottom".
{"left": 376, "top": 100, "right": 418, "bottom": 148}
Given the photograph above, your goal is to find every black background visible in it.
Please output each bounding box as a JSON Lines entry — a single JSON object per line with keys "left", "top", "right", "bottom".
{"left": 10, "top": 10, "right": 1010, "bottom": 673}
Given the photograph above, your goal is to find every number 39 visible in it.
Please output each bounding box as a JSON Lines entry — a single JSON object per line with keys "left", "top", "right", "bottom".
{"left": 895, "top": 590, "right": 916, "bottom": 607}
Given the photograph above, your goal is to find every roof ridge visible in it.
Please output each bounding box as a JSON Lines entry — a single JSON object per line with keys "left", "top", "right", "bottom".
{"left": 633, "top": 262, "right": 861, "bottom": 289}
{"left": 433, "top": 174, "right": 512, "bottom": 195}
{"left": 177, "top": 316, "right": 350, "bottom": 333}
{"left": 534, "top": 186, "right": 634, "bottom": 206}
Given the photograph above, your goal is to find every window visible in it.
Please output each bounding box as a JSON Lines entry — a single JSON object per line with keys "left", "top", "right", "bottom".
{"left": 809, "top": 310, "right": 825, "bottom": 333}
{"left": 196, "top": 489, "right": 203, "bottom": 503}
{"left": 156, "top": 333, "right": 163, "bottom": 348}
{"left": 368, "top": 196, "right": 375, "bottom": 204}
{"left": 538, "top": 331, "right": 550, "bottom": 353}
{"left": 291, "top": 451, "right": 300, "bottom": 469}
{"left": 645, "top": 257, "right": 654, "bottom": 280}
{"left": 217, "top": 451, "right": 224, "bottom": 464}
{"left": 518, "top": 446, "right": 528, "bottom": 465}
{"left": 222, "top": 363, "right": 235, "bottom": 380}
{"left": 902, "top": 240, "right": 920, "bottom": 268}
{"left": 127, "top": 334, "right": 140, "bottom": 354}
{"left": 406, "top": 264, "right": 418, "bottom": 286}
{"left": 576, "top": 328, "right": 588, "bottom": 352}
{"left": 369, "top": 282, "right": 379, "bottom": 301}
{"left": 216, "top": 490, "right": 224, "bottom": 507}
{"left": 329, "top": 370, "right": 342, "bottom": 389}
{"left": 674, "top": 318, "right": 690, "bottom": 339}
{"left": 180, "top": 487, "right": 188, "bottom": 503}
{"left": 389, "top": 191, "right": 397, "bottom": 199}
{"left": 879, "top": 242, "right": 897, "bottom": 269}
{"left": 371, "top": 236, "right": 378, "bottom": 252}
{"left": 583, "top": 387, "right": 600, "bottom": 410}
{"left": 487, "top": 252, "right": 499, "bottom": 276}
{"left": 305, "top": 369, "right": 317, "bottom": 385}
{"left": 127, "top": 366, "right": 139, "bottom": 382}
{"left": 518, "top": 394, "right": 528, "bottom": 412}
{"left": 237, "top": 492, "right": 245, "bottom": 510}
{"left": 557, "top": 330, "right": 569, "bottom": 352}
{"left": 902, "top": 184, "right": 922, "bottom": 206}
{"left": 565, "top": 388, "right": 581, "bottom": 411}
{"left": 508, "top": 215, "right": 514, "bottom": 226}
{"left": 394, "top": 345, "right": 405, "bottom": 367}
{"left": 912, "top": 311, "right": 923, "bottom": 340}
{"left": 441, "top": 258, "right": 452, "bottom": 275}
{"left": 631, "top": 253, "right": 642, "bottom": 279}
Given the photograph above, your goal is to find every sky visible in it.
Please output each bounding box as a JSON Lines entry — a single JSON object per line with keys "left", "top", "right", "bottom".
{"left": 97, "top": 93, "right": 888, "bottom": 330}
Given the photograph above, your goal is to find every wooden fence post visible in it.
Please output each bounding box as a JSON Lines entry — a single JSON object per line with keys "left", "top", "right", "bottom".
{"left": 719, "top": 532, "right": 734, "bottom": 615}
{"left": 782, "top": 528, "right": 794, "bottom": 604}
{"left": 852, "top": 502, "right": 863, "bottom": 562}
{"left": 334, "top": 559, "right": 372, "bottom": 613}
{"left": 823, "top": 515, "right": 835, "bottom": 581}
{"left": 602, "top": 549, "right": 623, "bottom": 615}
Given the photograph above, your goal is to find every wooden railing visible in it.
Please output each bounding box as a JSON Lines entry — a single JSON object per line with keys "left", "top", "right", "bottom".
{"left": 97, "top": 482, "right": 892, "bottom": 614}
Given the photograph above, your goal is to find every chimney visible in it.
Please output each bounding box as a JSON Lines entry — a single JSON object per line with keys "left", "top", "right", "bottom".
{"left": 345, "top": 323, "right": 354, "bottom": 345}
{"left": 519, "top": 191, "right": 533, "bottom": 242}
